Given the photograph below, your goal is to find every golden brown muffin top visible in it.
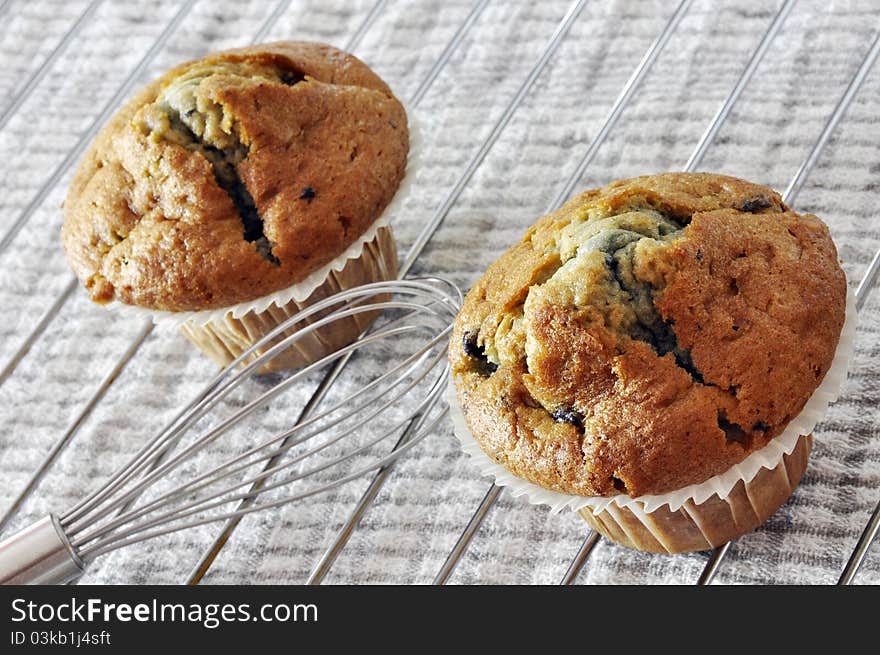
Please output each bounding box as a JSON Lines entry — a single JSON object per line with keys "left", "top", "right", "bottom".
{"left": 450, "top": 173, "right": 846, "bottom": 498}
{"left": 62, "top": 42, "right": 408, "bottom": 311}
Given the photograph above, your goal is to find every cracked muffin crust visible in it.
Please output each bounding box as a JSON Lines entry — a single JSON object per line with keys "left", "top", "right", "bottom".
{"left": 61, "top": 41, "right": 408, "bottom": 312}
{"left": 450, "top": 173, "right": 846, "bottom": 499}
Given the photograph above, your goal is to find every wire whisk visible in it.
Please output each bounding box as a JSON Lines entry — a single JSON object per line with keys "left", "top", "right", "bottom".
{"left": 0, "top": 278, "right": 461, "bottom": 584}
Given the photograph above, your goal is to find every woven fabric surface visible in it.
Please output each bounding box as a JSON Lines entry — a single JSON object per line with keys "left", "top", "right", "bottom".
{"left": 0, "top": 0, "right": 878, "bottom": 585}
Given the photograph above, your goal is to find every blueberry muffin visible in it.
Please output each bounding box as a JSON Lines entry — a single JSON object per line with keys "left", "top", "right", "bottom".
{"left": 449, "top": 173, "right": 847, "bottom": 553}
{"left": 62, "top": 42, "right": 408, "bottom": 371}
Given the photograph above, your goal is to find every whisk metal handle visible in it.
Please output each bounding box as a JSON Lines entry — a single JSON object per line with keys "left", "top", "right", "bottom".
{"left": 0, "top": 515, "right": 84, "bottom": 585}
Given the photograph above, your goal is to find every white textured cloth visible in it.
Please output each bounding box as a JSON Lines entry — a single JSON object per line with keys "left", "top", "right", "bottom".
{"left": 0, "top": 0, "right": 878, "bottom": 585}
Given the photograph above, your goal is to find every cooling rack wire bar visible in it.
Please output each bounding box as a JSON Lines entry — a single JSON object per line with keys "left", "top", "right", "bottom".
{"left": 0, "top": 0, "right": 878, "bottom": 585}
{"left": 0, "top": 0, "right": 103, "bottom": 132}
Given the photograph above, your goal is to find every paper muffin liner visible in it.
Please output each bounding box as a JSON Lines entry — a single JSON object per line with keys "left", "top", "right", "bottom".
{"left": 180, "top": 227, "right": 396, "bottom": 372}
{"left": 448, "top": 284, "right": 858, "bottom": 520}
{"left": 578, "top": 433, "right": 812, "bottom": 553}
{"left": 99, "top": 111, "right": 421, "bottom": 370}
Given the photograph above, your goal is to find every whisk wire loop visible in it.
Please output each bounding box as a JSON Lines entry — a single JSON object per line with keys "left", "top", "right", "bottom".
{"left": 9, "top": 278, "right": 464, "bottom": 576}
{"left": 62, "top": 280, "right": 458, "bottom": 530}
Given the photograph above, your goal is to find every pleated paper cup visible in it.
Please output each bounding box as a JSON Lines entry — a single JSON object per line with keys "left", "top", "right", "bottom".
{"left": 178, "top": 223, "right": 396, "bottom": 373}
{"left": 107, "top": 114, "right": 420, "bottom": 373}
{"left": 448, "top": 284, "right": 857, "bottom": 554}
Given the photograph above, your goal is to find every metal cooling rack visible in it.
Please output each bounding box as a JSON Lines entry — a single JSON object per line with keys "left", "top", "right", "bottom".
{"left": 0, "top": 0, "right": 878, "bottom": 585}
